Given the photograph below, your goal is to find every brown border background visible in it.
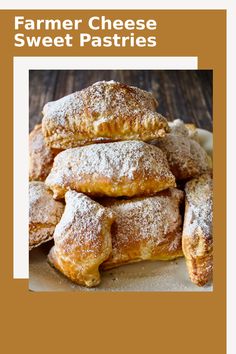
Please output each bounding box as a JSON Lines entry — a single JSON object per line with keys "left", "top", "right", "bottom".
{"left": 0, "top": 10, "right": 226, "bottom": 353}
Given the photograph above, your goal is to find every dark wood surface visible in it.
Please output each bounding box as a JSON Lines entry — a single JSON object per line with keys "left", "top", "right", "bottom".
{"left": 29, "top": 70, "right": 212, "bottom": 132}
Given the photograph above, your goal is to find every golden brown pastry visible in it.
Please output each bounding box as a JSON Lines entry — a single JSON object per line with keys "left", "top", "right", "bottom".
{"left": 29, "top": 181, "right": 64, "bottom": 250}
{"left": 48, "top": 191, "right": 114, "bottom": 287}
{"left": 182, "top": 174, "right": 213, "bottom": 286}
{"left": 42, "top": 81, "right": 169, "bottom": 149}
{"left": 45, "top": 140, "right": 176, "bottom": 199}
{"left": 29, "top": 123, "right": 59, "bottom": 181}
{"left": 152, "top": 134, "right": 211, "bottom": 180}
{"left": 101, "top": 188, "right": 184, "bottom": 270}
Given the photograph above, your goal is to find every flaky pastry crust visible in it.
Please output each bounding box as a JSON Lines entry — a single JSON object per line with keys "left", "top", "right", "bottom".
{"left": 29, "top": 181, "right": 64, "bottom": 250}
{"left": 182, "top": 174, "right": 213, "bottom": 286}
{"left": 101, "top": 188, "right": 184, "bottom": 270}
{"left": 152, "top": 134, "right": 211, "bottom": 180}
{"left": 48, "top": 191, "right": 114, "bottom": 287}
{"left": 42, "top": 81, "right": 169, "bottom": 149}
{"left": 29, "top": 124, "right": 60, "bottom": 181}
{"left": 45, "top": 140, "right": 176, "bottom": 199}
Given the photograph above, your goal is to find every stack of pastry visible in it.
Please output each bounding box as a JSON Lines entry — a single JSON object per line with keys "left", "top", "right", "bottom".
{"left": 29, "top": 80, "right": 213, "bottom": 288}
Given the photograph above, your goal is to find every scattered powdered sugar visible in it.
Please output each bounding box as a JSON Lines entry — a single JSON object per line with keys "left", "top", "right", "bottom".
{"left": 46, "top": 141, "right": 175, "bottom": 195}
{"left": 29, "top": 181, "right": 64, "bottom": 225}
{"left": 80, "top": 80, "right": 158, "bottom": 117}
{"left": 43, "top": 91, "right": 84, "bottom": 126}
{"left": 152, "top": 134, "right": 210, "bottom": 180}
{"left": 184, "top": 174, "right": 213, "bottom": 239}
{"left": 42, "top": 81, "right": 169, "bottom": 149}
{"left": 30, "top": 127, "right": 45, "bottom": 150}
{"left": 102, "top": 188, "right": 184, "bottom": 252}
{"left": 53, "top": 191, "right": 113, "bottom": 256}
{"left": 29, "top": 124, "right": 57, "bottom": 180}
{"left": 43, "top": 81, "right": 157, "bottom": 123}
{"left": 29, "top": 124, "right": 52, "bottom": 157}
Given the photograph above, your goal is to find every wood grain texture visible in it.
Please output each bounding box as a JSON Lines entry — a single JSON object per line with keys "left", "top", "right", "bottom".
{"left": 29, "top": 70, "right": 212, "bottom": 132}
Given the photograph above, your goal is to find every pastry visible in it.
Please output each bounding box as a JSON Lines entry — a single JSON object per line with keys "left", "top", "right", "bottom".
{"left": 42, "top": 80, "right": 169, "bottom": 149}
{"left": 48, "top": 191, "right": 114, "bottom": 287}
{"left": 29, "top": 181, "right": 64, "bottom": 250}
{"left": 182, "top": 174, "right": 213, "bottom": 286}
{"left": 101, "top": 188, "right": 184, "bottom": 269}
{"left": 45, "top": 140, "right": 176, "bottom": 199}
{"left": 29, "top": 123, "right": 59, "bottom": 181}
{"left": 152, "top": 134, "right": 211, "bottom": 180}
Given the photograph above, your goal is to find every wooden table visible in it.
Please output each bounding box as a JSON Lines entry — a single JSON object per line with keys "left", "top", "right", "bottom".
{"left": 29, "top": 70, "right": 212, "bottom": 132}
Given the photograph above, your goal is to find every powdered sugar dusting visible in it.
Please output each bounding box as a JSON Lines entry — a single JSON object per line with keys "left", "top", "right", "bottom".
{"left": 43, "top": 80, "right": 157, "bottom": 123}
{"left": 29, "top": 181, "right": 64, "bottom": 225}
{"left": 53, "top": 191, "right": 113, "bottom": 256}
{"left": 102, "top": 188, "right": 184, "bottom": 266}
{"left": 152, "top": 134, "right": 211, "bottom": 180}
{"left": 45, "top": 140, "right": 175, "bottom": 197}
{"left": 82, "top": 80, "right": 158, "bottom": 117}
{"left": 29, "top": 124, "right": 57, "bottom": 181}
{"left": 42, "top": 81, "right": 169, "bottom": 149}
{"left": 184, "top": 174, "right": 213, "bottom": 239}
{"left": 30, "top": 127, "right": 45, "bottom": 150}
{"left": 43, "top": 91, "right": 83, "bottom": 126}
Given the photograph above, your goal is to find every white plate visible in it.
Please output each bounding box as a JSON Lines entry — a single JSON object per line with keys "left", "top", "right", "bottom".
{"left": 29, "top": 129, "right": 213, "bottom": 292}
